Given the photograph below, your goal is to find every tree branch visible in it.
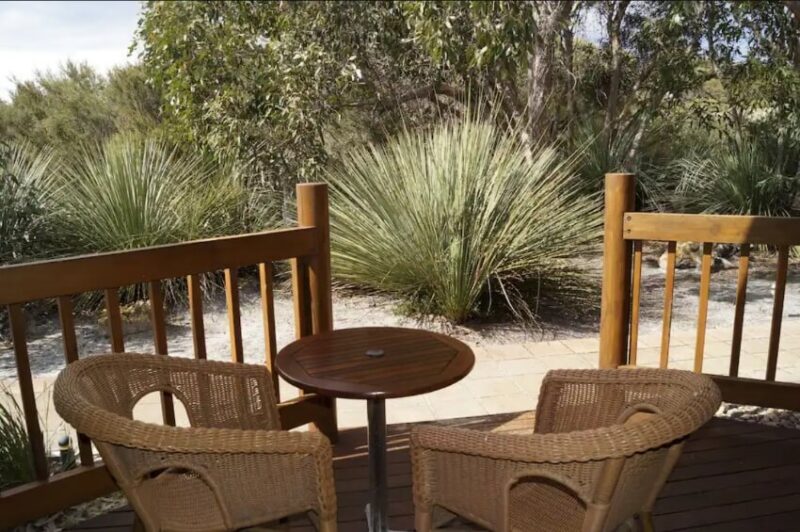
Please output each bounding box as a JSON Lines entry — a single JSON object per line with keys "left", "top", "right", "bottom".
{"left": 786, "top": 1, "right": 800, "bottom": 22}
{"left": 345, "top": 83, "right": 466, "bottom": 112}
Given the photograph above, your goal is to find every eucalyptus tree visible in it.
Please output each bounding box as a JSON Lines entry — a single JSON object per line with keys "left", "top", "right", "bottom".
{"left": 134, "top": 1, "right": 800, "bottom": 193}
{"left": 135, "top": 0, "right": 586, "bottom": 189}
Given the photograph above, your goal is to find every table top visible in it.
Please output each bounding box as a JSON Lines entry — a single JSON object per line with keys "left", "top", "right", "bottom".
{"left": 276, "top": 327, "right": 474, "bottom": 399}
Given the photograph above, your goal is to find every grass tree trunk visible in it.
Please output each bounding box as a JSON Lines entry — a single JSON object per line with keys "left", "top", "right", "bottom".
{"left": 525, "top": 0, "right": 573, "bottom": 144}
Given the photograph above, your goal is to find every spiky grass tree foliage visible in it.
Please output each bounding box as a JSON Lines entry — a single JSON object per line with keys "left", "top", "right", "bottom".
{"left": 569, "top": 117, "right": 670, "bottom": 211}
{"left": 45, "top": 135, "right": 276, "bottom": 303}
{"left": 0, "top": 390, "right": 34, "bottom": 490}
{"left": 327, "top": 114, "right": 601, "bottom": 322}
{"left": 0, "top": 141, "right": 55, "bottom": 264}
{"left": 674, "top": 136, "right": 800, "bottom": 216}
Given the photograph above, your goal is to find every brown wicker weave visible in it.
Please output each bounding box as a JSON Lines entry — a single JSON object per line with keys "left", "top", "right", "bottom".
{"left": 53, "top": 353, "right": 337, "bottom": 532}
{"left": 411, "top": 368, "right": 721, "bottom": 532}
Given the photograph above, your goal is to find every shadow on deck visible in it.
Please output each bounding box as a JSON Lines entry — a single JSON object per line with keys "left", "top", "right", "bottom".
{"left": 67, "top": 413, "right": 800, "bottom": 531}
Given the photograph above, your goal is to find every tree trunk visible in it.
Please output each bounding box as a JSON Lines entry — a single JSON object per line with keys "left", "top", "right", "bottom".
{"left": 525, "top": 0, "right": 573, "bottom": 143}
{"left": 563, "top": 22, "right": 577, "bottom": 124}
{"left": 786, "top": 1, "right": 800, "bottom": 21}
{"left": 785, "top": 1, "right": 800, "bottom": 69}
{"left": 705, "top": 3, "right": 721, "bottom": 75}
{"left": 604, "top": 0, "right": 631, "bottom": 145}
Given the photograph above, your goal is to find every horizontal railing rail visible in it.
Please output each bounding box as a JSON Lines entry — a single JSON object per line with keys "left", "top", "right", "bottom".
{"left": 0, "top": 183, "right": 336, "bottom": 529}
{"left": 0, "top": 227, "right": 318, "bottom": 305}
{"left": 624, "top": 212, "right": 800, "bottom": 246}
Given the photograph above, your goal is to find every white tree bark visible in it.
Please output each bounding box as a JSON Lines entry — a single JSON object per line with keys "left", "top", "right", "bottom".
{"left": 525, "top": 0, "right": 573, "bottom": 142}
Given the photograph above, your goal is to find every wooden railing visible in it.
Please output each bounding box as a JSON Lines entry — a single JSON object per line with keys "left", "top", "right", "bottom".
{"left": 600, "top": 172, "right": 800, "bottom": 410}
{"left": 0, "top": 183, "right": 337, "bottom": 529}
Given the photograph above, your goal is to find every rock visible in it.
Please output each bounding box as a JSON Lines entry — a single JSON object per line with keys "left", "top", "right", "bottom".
{"left": 97, "top": 300, "right": 154, "bottom": 335}
{"left": 658, "top": 242, "right": 701, "bottom": 270}
{"left": 714, "top": 243, "right": 739, "bottom": 270}
{"left": 658, "top": 242, "right": 740, "bottom": 272}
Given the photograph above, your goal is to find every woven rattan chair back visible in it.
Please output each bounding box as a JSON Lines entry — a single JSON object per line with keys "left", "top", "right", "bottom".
{"left": 55, "top": 353, "right": 337, "bottom": 532}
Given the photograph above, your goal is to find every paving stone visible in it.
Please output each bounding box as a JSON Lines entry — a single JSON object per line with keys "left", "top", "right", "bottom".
{"left": 560, "top": 337, "right": 600, "bottom": 353}
{"left": 482, "top": 343, "right": 534, "bottom": 360}
{"left": 495, "top": 358, "right": 540, "bottom": 376}
{"left": 521, "top": 340, "right": 573, "bottom": 356}
{"left": 465, "top": 376, "right": 524, "bottom": 398}
{"left": 479, "top": 394, "right": 531, "bottom": 415}
{"left": 429, "top": 398, "right": 488, "bottom": 420}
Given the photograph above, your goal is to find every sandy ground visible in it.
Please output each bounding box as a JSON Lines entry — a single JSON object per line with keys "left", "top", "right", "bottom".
{"left": 1, "top": 283, "right": 552, "bottom": 378}
{"left": 1, "top": 254, "right": 798, "bottom": 379}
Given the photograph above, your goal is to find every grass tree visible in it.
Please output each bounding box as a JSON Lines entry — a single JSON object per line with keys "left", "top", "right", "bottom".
{"left": 0, "top": 390, "right": 34, "bottom": 490}
{"left": 0, "top": 142, "right": 56, "bottom": 264}
{"left": 43, "top": 135, "right": 276, "bottom": 303}
{"left": 327, "top": 111, "right": 601, "bottom": 323}
{"left": 674, "top": 135, "right": 800, "bottom": 217}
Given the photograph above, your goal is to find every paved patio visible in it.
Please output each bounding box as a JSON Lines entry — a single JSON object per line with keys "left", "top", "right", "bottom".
{"left": 3, "top": 319, "right": 800, "bottom": 449}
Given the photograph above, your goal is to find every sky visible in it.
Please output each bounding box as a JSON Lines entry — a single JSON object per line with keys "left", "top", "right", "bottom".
{"left": 0, "top": 1, "right": 141, "bottom": 101}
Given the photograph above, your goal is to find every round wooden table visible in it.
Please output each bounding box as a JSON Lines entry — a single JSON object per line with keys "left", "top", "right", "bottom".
{"left": 276, "top": 327, "right": 474, "bottom": 532}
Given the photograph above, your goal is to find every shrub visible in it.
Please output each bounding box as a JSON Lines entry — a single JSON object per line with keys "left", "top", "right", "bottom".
{"left": 0, "top": 389, "right": 34, "bottom": 490}
{"left": 673, "top": 134, "right": 800, "bottom": 216}
{"left": 327, "top": 112, "right": 601, "bottom": 322}
{"left": 44, "top": 135, "right": 277, "bottom": 303}
{"left": 0, "top": 62, "right": 115, "bottom": 150}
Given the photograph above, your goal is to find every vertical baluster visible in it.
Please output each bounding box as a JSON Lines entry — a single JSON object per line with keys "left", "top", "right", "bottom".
{"left": 660, "top": 241, "right": 677, "bottom": 368}
{"left": 187, "top": 274, "right": 207, "bottom": 360}
{"left": 729, "top": 244, "right": 750, "bottom": 377}
{"left": 187, "top": 275, "right": 212, "bottom": 424}
{"left": 259, "top": 263, "right": 280, "bottom": 401}
{"left": 104, "top": 288, "right": 124, "bottom": 352}
{"left": 8, "top": 304, "right": 48, "bottom": 480}
{"left": 694, "top": 243, "right": 714, "bottom": 373}
{"left": 56, "top": 297, "right": 79, "bottom": 365}
{"left": 629, "top": 241, "right": 643, "bottom": 366}
{"left": 225, "top": 268, "right": 244, "bottom": 363}
{"left": 766, "top": 246, "right": 789, "bottom": 381}
{"left": 56, "top": 296, "right": 93, "bottom": 466}
{"left": 291, "top": 258, "right": 312, "bottom": 339}
{"left": 148, "top": 281, "right": 175, "bottom": 426}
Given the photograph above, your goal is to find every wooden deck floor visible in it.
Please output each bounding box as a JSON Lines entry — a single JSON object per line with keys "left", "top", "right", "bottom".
{"left": 67, "top": 413, "right": 800, "bottom": 531}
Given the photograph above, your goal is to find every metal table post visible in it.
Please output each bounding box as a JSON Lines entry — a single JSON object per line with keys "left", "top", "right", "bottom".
{"left": 367, "top": 398, "right": 388, "bottom": 532}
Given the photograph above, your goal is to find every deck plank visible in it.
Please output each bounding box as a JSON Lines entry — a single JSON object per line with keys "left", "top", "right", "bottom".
{"left": 65, "top": 414, "right": 800, "bottom": 532}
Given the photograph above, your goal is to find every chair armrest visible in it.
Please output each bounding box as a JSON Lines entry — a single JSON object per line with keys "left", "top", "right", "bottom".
{"left": 114, "top": 427, "right": 336, "bottom": 530}
{"left": 411, "top": 425, "right": 599, "bottom": 530}
{"left": 412, "top": 424, "right": 632, "bottom": 464}
{"left": 75, "top": 406, "right": 332, "bottom": 456}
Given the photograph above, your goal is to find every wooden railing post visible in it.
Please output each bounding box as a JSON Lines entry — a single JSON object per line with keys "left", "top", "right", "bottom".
{"left": 599, "top": 173, "right": 636, "bottom": 368}
{"left": 295, "top": 183, "right": 338, "bottom": 441}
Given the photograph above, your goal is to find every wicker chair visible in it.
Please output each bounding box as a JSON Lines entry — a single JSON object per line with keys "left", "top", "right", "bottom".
{"left": 54, "top": 353, "right": 337, "bottom": 532}
{"left": 411, "top": 368, "right": 720, "bottom": 532}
